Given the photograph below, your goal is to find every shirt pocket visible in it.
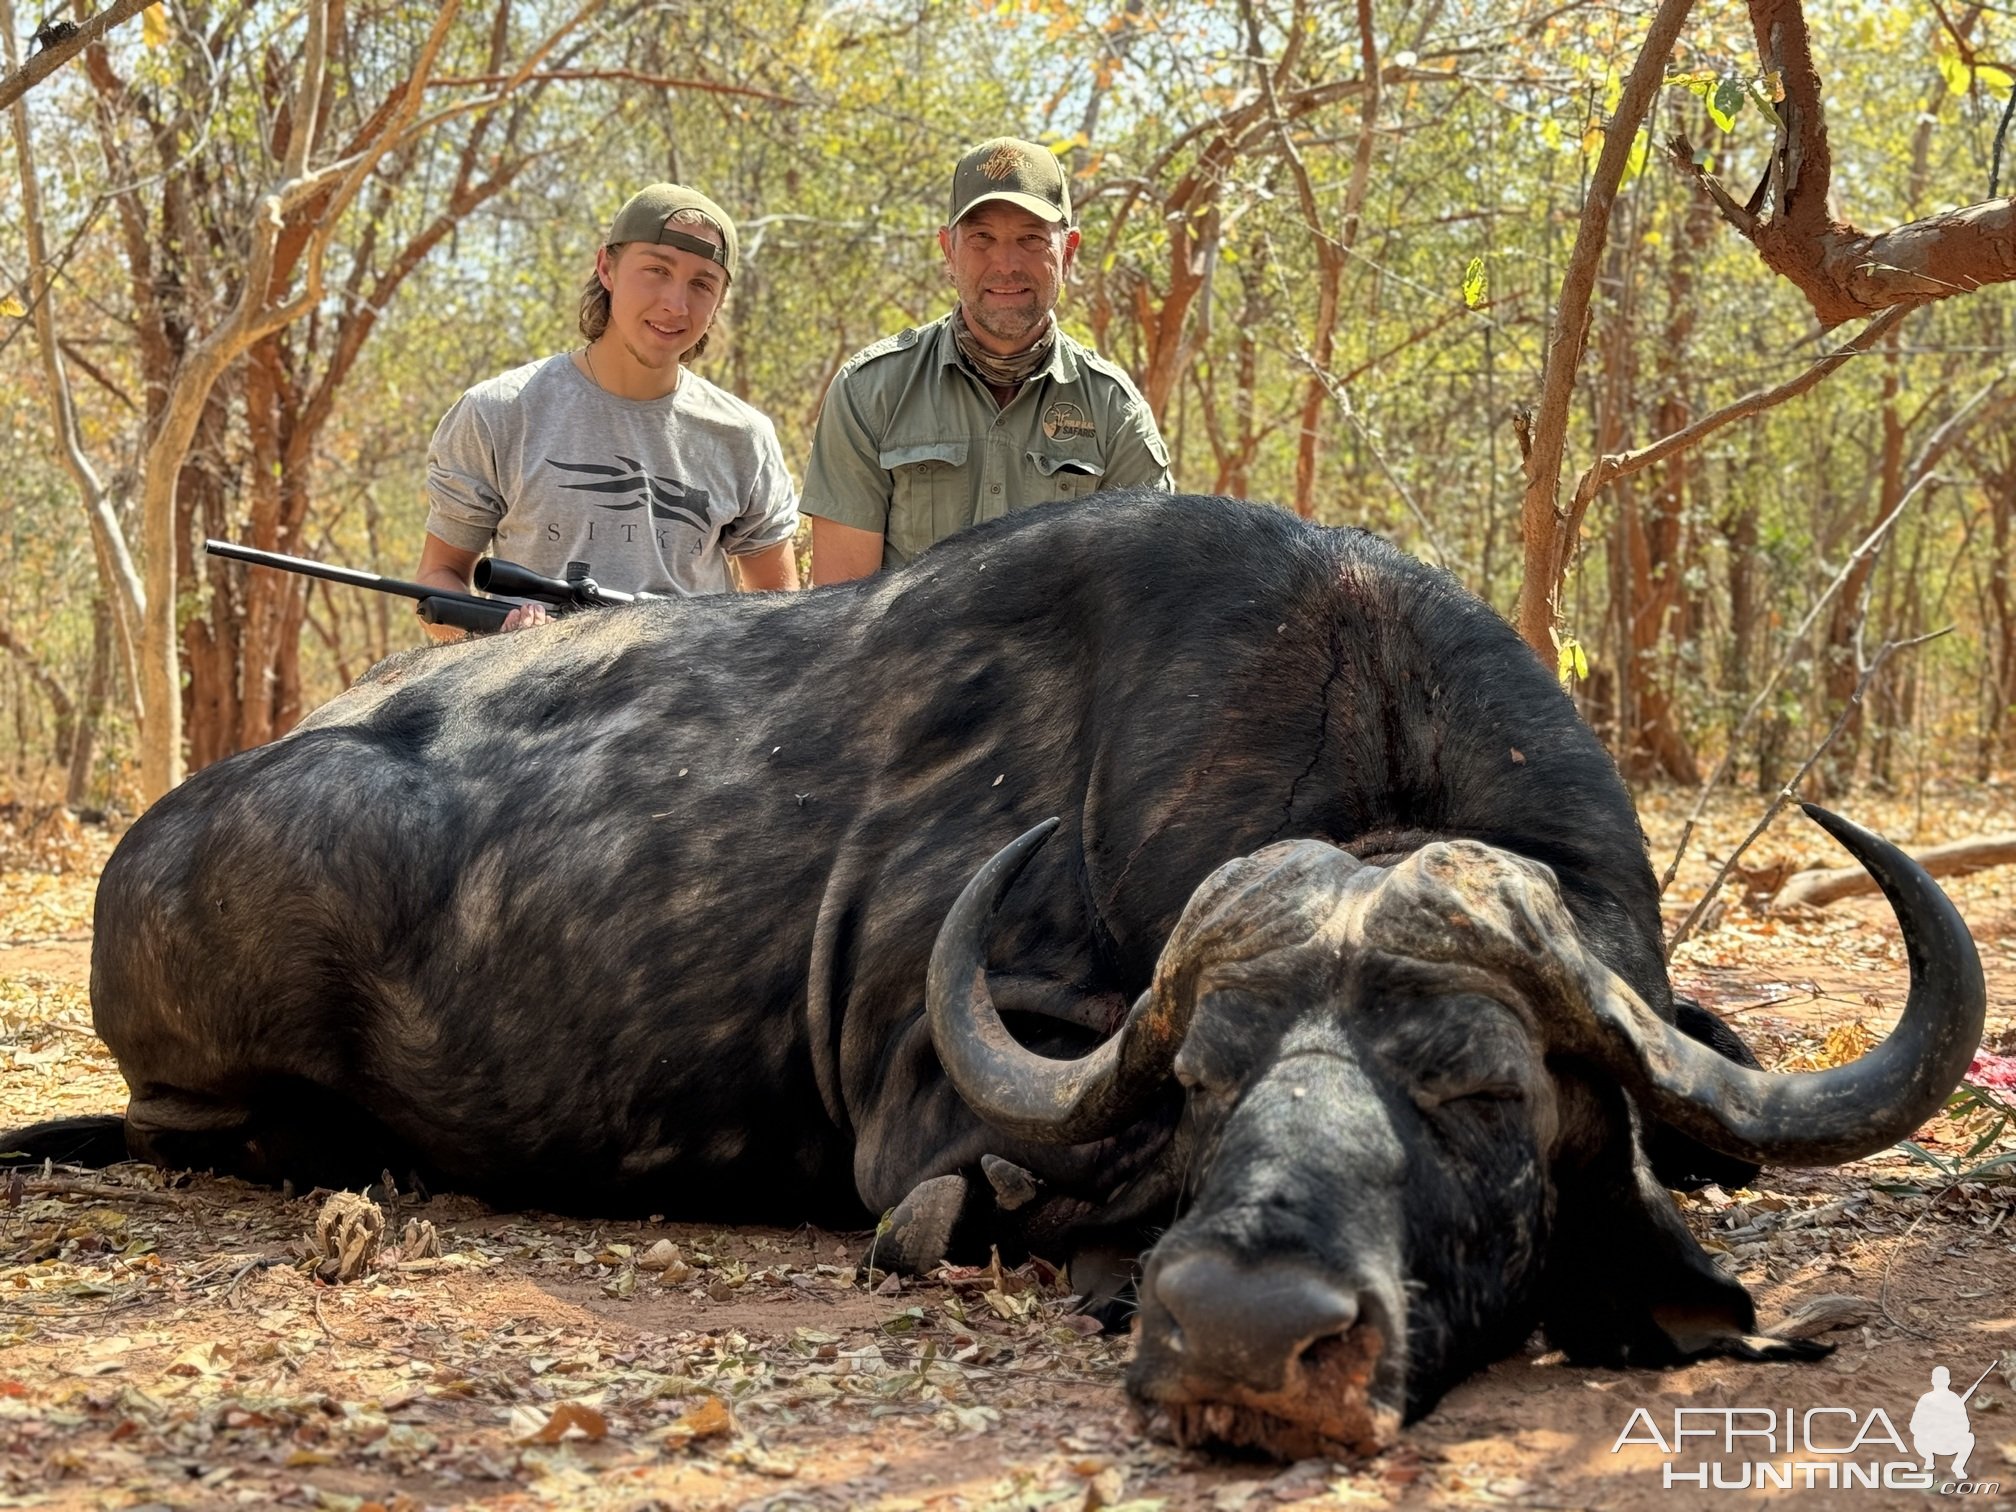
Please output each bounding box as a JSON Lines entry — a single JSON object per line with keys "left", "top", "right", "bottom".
{"left": 1025, "top": 451, "right": 1107, "bottom": 502}
{"left": 881, "top": 440, "right": 971, "bottom": 559}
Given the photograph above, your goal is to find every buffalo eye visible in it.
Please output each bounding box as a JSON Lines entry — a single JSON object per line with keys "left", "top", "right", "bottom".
{"left": 1410, "top": 1071, "right": 1526, "bottom": 1113}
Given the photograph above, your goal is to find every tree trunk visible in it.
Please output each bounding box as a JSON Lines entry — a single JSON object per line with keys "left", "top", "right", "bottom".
{"left": 65, "top": 598, "right": 115, "bottom": 809}
{"left": 1979, "top": 444, "right": 2016, "bottom": 779}
{"left": 1616, "top": 166, "right": 1714, "bottom": 785}
{"left": 0, "top": 625, "right": 74, "bottom": 782}
{"left": 1814, "top": 341, "right": 1906, "bottom": 794}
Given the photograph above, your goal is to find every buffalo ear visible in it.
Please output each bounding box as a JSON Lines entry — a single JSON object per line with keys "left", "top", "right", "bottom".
{"left": 1542, "top": 1107, "right": 1828, "bottom": 1368}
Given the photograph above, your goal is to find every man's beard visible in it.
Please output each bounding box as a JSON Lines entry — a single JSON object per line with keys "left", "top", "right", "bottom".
{"left": 964, "top": 299, "right": 1044, "bottom": 349}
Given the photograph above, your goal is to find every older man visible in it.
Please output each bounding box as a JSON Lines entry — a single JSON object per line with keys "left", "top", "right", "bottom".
{"left": 803, "top": 138, "right": 1172, "bottom": 583}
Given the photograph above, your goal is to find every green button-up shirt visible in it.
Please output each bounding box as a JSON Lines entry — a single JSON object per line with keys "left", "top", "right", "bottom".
{"left": 802, "top": 312, "right": 1173, "bottom": 570}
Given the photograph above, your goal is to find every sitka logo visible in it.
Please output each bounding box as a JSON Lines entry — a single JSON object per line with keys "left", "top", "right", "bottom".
{"left": 549, "top": 457, "right": 712, "bottom": 531}
{"left": 1614, "top": 1361, "right": 2002, "bottom": 1494}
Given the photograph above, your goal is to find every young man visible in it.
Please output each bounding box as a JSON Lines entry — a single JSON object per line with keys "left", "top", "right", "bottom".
{"left": 802, "top": 138, "right": 1172, "bottom": 584}
{"left": 416, "top": 184, "right": 799, "bottom": 637}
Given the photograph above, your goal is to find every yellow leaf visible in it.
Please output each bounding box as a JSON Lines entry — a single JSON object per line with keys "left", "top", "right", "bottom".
{"left": 1556, "top": 637, "right": 1590, "bottom": 684}
{"left": 1461, "top": 256, "right": 1486, "bottom": 309}
{"left": 521, "top": 1400, "right": 609, "bottom": 1443}
{"left": 1937, "top": 51, "right": 1972, "bottom": 97}
{"left": 0, "top": 294, "right": 25, "bottom": 319}
{"left": 671, "top": 1395, "right": 733, "bottom": 1440}
{"left": 142, "top": 3, "right": 170, "bottom": 47}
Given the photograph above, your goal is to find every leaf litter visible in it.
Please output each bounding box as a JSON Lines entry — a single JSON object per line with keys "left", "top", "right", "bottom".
{"left": 2, "top": 793, "right": 2014, "bottom": 1508}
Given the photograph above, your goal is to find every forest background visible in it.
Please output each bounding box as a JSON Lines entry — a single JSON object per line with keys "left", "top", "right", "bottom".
{"left": 2, "top": 0, "right": 2014, "bottom": 817}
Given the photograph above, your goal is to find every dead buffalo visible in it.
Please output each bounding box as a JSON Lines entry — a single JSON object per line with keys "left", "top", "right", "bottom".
{"left": 5, "top": 493, "right": 1984, "bottom": 1460}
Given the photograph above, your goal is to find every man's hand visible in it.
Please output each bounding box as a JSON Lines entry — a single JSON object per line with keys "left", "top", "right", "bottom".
{"left": 416, "top": 532, "right": 486, "bottom": 642}
{"left": 500, "top": 602, "right": 552, "bottom": 632}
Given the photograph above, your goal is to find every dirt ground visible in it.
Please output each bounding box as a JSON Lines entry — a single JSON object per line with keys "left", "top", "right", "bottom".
{"left": 2, "top": 791, "right": 2015, "bottom": 1512}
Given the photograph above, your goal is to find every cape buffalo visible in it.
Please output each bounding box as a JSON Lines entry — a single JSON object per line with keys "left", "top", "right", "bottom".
{"left": 5, "top": 493, "right": 1984, "bottom": 1460}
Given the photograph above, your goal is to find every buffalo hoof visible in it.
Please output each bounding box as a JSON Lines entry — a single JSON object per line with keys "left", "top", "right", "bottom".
{"left": 875, "top": 1173, "right": 971, "bottom": 1275}
{"left": 980, "top": 1153, "right": 1041, "bottom": 1210}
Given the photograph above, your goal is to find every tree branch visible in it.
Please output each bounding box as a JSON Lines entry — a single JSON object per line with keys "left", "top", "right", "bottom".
{"left": 1679, "top": 0, "right": 2016, "bottom": 323}
{"left": 1658, "top": 378, "right": 2012, "bottom": 905}
{"left": 1, "top": 0, "right": 145, "bottom": 714}
{"left": 1666, "top": 627, "right": 1953, "bottom": 953}
{"left": 0, "top": 0, "right": 158, "bottom": 112}
{"left": 424, "top": 68, "right": 801, "bottom": 105}
{"left": 1567, "top": 305, "right": 1909, "bottom": 517}
{"left": 1514, "top": 0, "right": 1698, "bottom": 656}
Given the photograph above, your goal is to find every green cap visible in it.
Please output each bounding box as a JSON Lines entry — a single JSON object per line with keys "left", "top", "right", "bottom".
{"left": 947, "top": 138, "right": 1071, "bottom": 227}
{"left": 605, "top": 183, "right": 738, "bottom": 281}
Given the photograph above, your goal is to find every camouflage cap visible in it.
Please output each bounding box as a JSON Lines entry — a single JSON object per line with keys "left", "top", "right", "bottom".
{"left": 605, "top": 183, "right": 738, "bottom": 281}
{"left": 947, "top": 138, "right": 1071, "bottom": 227}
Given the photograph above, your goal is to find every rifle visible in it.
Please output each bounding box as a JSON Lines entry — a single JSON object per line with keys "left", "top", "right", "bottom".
{"left": 203, "top": 540, "right": 650, "bottom": 635}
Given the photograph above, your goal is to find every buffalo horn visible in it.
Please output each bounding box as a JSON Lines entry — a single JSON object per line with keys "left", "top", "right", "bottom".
{"left": 927, "top": 820, "right": 1192, "bottom": 1143}
{"left": 1599, "top": 804, "right": 1985, "bottom": 1166}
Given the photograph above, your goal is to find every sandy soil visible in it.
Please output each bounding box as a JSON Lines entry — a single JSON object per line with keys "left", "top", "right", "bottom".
{"left": 2, "top": 794, "right": 2014, "bottom": 1511}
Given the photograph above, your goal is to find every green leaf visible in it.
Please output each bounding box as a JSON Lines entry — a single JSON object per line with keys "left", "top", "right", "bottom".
{"left": 1461, "top": 256, "right": 1486, "bottom": 309}
{"left": 1621, "top": 127, "right": 1650, "bottom": 185}
{"left": 1707, "top": 76, "right": 1745, "bottom": 131}
{"left": 1897, "top": 1140, "right": 1954, "bottom": 1172}
{"left": 1747, "top": 79, "right": 1786, "bottom": 128}
{"left": 1964, "top": 1115, "right": 2008, "bottom": 1158}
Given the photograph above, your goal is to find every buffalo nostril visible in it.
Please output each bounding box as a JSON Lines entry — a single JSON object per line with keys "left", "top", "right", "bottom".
{"left": 1151, "top": 1251, "right": 1361, "bottom": 1393}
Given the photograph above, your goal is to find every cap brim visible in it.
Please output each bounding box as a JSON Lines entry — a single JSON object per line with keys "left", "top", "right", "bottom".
{"left": 952, "top": 190, "right": 1066, "bottom": 225}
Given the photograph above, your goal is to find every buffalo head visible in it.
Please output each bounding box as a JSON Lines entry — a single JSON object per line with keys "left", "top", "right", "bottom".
{"left": 926, "top": 805, "right": 1984, "bottom": 1461}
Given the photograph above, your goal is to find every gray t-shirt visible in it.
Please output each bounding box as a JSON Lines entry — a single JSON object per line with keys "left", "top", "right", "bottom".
{"left": 425, "top": 354, "right": 799, "bottom": 596}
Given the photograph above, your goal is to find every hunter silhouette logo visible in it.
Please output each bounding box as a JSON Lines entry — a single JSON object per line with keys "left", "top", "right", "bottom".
{"left": 549, "top": 457, "right": 712, "bottom": 531}
{"left": 1911, "top": 1364, "right": 1989, "bottom": 1480}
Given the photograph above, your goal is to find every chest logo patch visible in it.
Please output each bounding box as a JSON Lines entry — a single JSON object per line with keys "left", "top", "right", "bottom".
{"left": 1042, "top": 402, "right": 1096, "bottom": 442}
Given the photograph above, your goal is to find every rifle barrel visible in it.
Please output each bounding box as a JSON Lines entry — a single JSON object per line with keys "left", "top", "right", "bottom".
{"left": 203, "top": 539, "right": 494, "bottom": 612}
{"left": 1960, "top": 1363, "right": 1996, "bottom": 1402}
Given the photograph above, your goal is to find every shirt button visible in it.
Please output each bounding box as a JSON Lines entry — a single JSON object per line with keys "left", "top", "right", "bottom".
{"left": 990, "top": 484, "right": 1001, "bottom": 495}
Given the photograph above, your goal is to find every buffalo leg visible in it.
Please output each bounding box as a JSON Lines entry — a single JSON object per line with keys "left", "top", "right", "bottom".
{"left": 0, "top": 1114, "right": 129, "bottom": 1168}
{"left": 125, "top": 1083, "right": 409, "bottom": 1192}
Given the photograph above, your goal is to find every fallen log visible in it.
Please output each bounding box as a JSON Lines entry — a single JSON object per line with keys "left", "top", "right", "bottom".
{"left": 1775, "top": 834, "right": 2016, "bottom": 908}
